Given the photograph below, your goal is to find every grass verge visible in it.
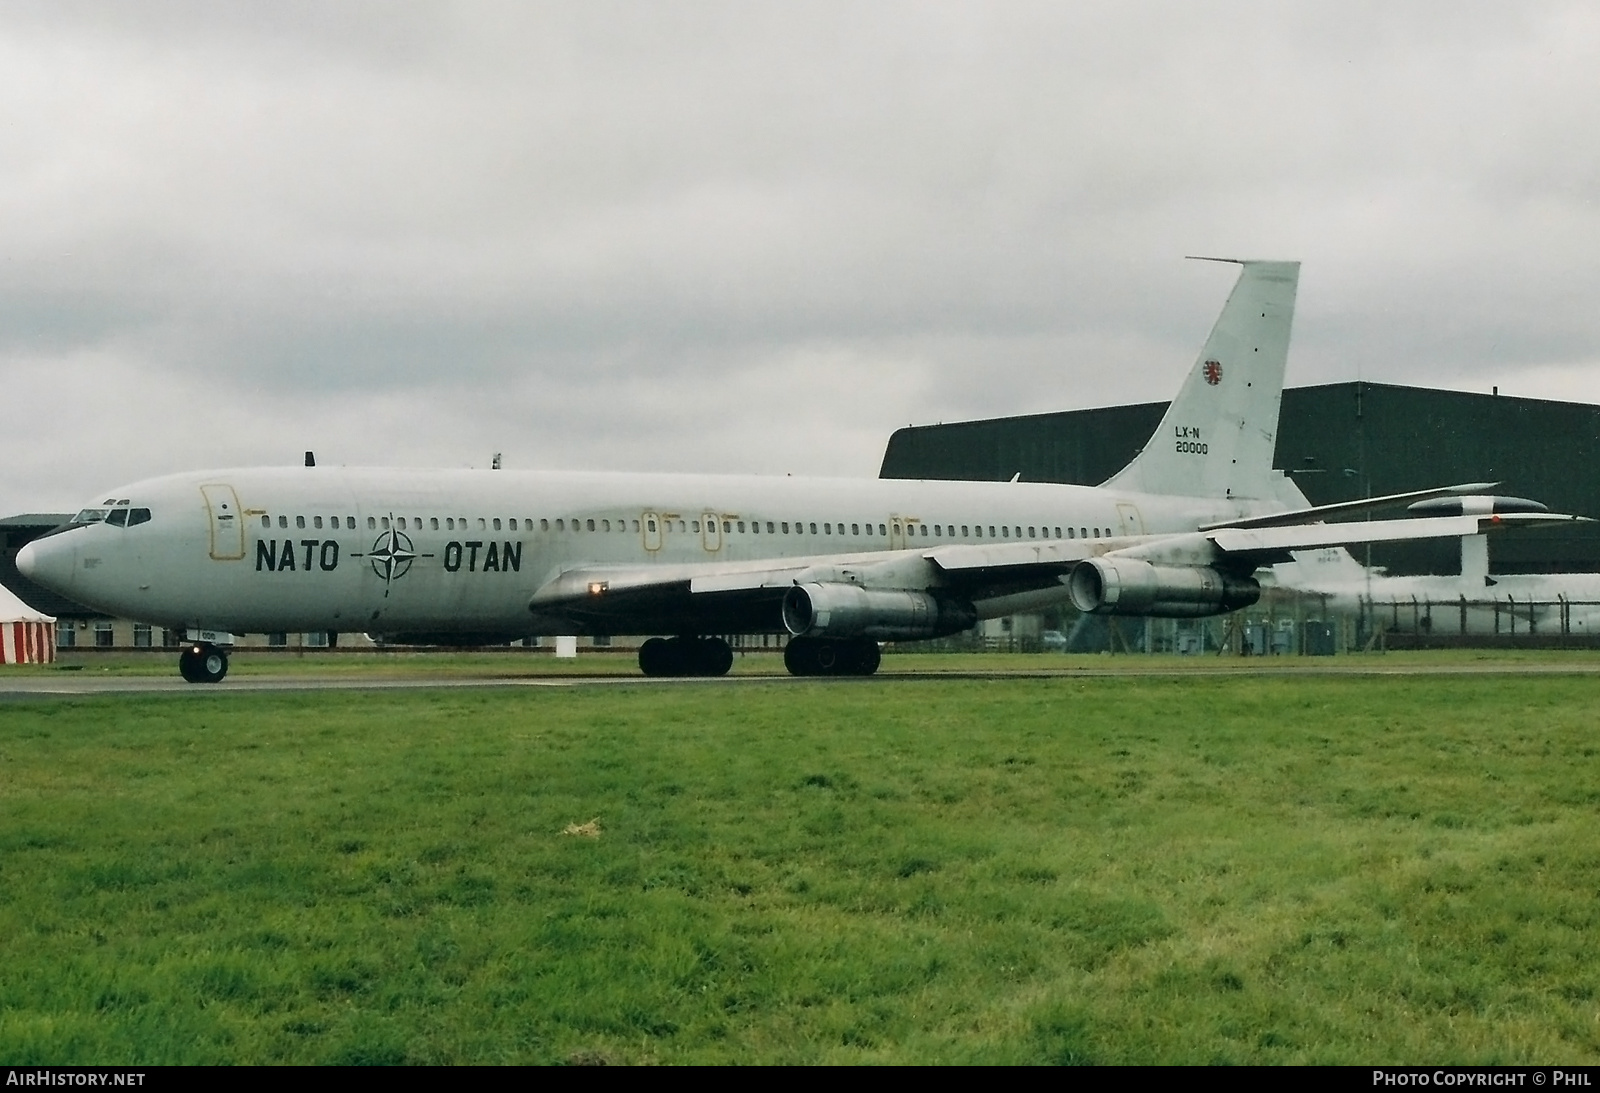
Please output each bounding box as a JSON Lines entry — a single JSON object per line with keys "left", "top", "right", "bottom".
{"left": 2, "top": 674, "right": 1598, "bottom": 1063}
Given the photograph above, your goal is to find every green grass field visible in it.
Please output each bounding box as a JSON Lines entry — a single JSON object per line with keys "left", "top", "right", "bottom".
{"left": 2, "top": 669, "right": 1599, "bottom": 1063}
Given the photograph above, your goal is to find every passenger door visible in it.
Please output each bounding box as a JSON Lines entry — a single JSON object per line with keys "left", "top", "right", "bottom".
{"left": 200, "top": 484, "right": 246, "bottom": 560}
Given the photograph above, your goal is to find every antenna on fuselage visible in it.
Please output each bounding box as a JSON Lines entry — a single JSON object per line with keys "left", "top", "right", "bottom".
{"left": 304, "top": 451, "right": 316, "bottom": 467}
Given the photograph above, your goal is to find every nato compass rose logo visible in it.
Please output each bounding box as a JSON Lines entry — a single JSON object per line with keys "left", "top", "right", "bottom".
{"left": 1203, "top": 359, "right": 1223, "bottom": 386}
{"left": 349, "top": 518, "right": 434, "bottom": 597}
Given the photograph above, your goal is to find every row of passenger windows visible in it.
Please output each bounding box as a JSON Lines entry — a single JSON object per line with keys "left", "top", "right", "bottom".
{"left": 261, "top": 514, "right": 528, "bottom": 532}
{"left": 259, "top": 512, "right": 1114, "bottom": 541}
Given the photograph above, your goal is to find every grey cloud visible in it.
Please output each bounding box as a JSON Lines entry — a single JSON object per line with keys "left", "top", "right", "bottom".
{"left": 2, "top": 2, "right": 1599, "bottom": 510}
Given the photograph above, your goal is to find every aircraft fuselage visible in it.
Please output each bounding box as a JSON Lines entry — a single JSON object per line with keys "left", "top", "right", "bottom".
{"left": 26, "top": 466, "right": 1250, "bottom": 641}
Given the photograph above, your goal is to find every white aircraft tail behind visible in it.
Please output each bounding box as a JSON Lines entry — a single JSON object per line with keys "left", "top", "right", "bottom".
{"left": 1103, "top": 259, "right": 1300, "bottom": 501}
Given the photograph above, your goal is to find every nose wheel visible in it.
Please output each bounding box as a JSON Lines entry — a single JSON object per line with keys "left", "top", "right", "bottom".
{"left": 178, "top": 643, "right": 229, "bottom": 684}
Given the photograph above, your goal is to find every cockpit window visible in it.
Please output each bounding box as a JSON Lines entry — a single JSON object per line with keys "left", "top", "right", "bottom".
{"left": 127, "top": 508, "right": 152, "bottom": 527}
{"left": 73, "top": 508, "right": 110, "bottom": 525}
{"left": 106, "top": 509, "right": 129, "bottom": 527}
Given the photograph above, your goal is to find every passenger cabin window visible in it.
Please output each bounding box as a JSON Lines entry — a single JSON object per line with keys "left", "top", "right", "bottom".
{"left": 541, "top": 519, "right": 550, "bottom": 531}
{"left": 479, "top": 518, "right": 488, "bottom": 530}
{"left": 367, "top": 517, "right": 376, "bottom": 529}
{"left": 809, "top": 523, "right": 817, "bottom": 535}
{"left": 281, "top": 516, "right": 290, "bottom": 529}
{"left": 261, "top": 515, "right": 270, "bottom": 528}
{"left": 315, "top": 516, "right": 324, "bottom": 529}
{"left": 586, "top": 519, "right": 596, "bottom": 531}
{"left": 494, "top": 518, "right": 502, "bottom": 531}
{"left": 297, "top": 516, "right": 306, "bottom": 529}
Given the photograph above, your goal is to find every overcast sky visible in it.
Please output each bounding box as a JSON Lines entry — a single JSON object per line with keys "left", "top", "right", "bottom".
{"left": 2, "top": 2, "right": 1597, "bottom": 512}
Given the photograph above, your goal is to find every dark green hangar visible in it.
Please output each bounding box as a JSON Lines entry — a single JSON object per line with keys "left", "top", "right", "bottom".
{"left": 879, "top": 382, "right": 1600, "bottom": 577}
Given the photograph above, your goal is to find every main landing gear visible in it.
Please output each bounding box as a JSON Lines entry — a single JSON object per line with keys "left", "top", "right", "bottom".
{"left": 638, "top": 636, "right": 735, "bottom": 677}
{"left": 178, "top": 642, "right": 229, "bottom": 684}
{"left": 783, "top": 636, "right": 881, "bottom": 677}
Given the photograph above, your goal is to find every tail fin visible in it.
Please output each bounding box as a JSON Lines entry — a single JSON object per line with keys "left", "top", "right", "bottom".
{"left": 1103, "top": 259, "right": 1299, "bottom": 500}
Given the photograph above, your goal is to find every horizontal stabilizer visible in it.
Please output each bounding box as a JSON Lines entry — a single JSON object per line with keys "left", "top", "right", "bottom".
{"left": 1198, "top": 482, "right": 1500, "bottom": 532}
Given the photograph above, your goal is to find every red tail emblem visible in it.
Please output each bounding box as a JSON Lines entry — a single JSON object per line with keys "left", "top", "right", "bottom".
{"left": 1203, "top": 360, "right": 1223, "bottom": 386}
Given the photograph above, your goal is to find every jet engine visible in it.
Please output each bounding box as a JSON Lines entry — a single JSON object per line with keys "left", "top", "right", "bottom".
{"left": 1067, "top": 558, "right": 1260, "bottom": 618}
{"left": 782, "top": 583, "right": 977, "bottom": 640}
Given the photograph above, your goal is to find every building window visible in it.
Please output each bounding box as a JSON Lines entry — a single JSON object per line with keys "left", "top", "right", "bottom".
{"left": 303, "top": 632, "right": 329, "bottom": 648}
{"left": 268, "top": 632, "right": 288, "bottom": 647}
{"left": 56, "top": 622, "right": 75, "bottom": 648}
{"left": 592, "top": 634, "right": 612, "bottom": 647}
{"left": 94, "top": 622, "right": 114, "bottom": 648}
{"left": 133, "top": 624, "right": 152, "bottom": 648}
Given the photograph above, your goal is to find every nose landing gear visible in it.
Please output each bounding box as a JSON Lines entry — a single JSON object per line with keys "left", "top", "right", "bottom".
{"left": 178, "top": 643, "right": 229, "bottom": 684}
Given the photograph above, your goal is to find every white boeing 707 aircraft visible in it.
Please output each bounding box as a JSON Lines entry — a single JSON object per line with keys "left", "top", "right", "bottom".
{"left": 17, "top": 260, "right": 1582, "bottom": 682}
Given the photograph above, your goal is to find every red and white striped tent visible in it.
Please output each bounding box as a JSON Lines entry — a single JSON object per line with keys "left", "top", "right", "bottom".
{"left": 0, "top": 586, "right": 54, "bottom": 665}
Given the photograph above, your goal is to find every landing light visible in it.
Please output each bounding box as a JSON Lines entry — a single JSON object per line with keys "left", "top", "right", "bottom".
{"left": 587, "top": 581, "right": 608, "bottom": 596}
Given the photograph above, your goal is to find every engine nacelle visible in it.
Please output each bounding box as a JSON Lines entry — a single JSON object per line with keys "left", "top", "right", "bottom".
{"left": 1067, "top": 558, "right": 1260, "bottom": 618}
{"left": 782, "top": 583, "right": 977, "bottom": 640}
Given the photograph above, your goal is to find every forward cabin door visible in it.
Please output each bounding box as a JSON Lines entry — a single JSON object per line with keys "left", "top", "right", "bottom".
{"left": 888, "top": 516, "right": 908, "bottom": 551}
{"left": 200, "top": 484, "right": 246, "bottom": 560}
{"left": 1116, "top": 503, "right": 1145, "bottom": 537}
{"left": 701, "top": 511, "right": 722, "bottom": 553}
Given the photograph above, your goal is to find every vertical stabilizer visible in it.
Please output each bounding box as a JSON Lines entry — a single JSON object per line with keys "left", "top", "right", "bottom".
{"left": 1103, "top": 259, "right": 1299, "bottom": 500}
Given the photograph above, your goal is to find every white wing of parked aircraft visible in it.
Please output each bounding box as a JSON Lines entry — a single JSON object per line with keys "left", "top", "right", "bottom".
{"left": 1268, "top": 525, "right": 1600, "bottom": 638}
{"left": 15, "top": 259, "right": 1588, "bottom": 682}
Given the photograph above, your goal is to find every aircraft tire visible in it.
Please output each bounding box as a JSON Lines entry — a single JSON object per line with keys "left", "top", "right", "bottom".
{"left": 849, "top": 640, "right": 882, "bottom": 676}
{"left": 639, "top": 637, "right": 672, "bottom": 677}
{"left": 783, "top": 637, "right": 817, "bottom": 676}
{"left": 812, "top": 640, "right": 843, "bottom": 674}
{"left": 695, "top": 637, "right": 733, "bottom": 677}
{"left": 179, "top": 644, "right": 228, "bottom": 684}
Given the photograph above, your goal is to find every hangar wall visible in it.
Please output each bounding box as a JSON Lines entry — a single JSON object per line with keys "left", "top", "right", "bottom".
{"left": 879, "top": 382, "right": 1600, "bottom": 575}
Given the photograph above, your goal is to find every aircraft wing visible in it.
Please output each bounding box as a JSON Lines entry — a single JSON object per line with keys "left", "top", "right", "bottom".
{"left": 527, "top": 511, "right": 1588, "bottom": 632}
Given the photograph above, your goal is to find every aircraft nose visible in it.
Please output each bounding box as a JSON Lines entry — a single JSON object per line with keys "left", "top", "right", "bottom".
{"left": 15, "top": 535, "right": 76, "bottom": 594}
